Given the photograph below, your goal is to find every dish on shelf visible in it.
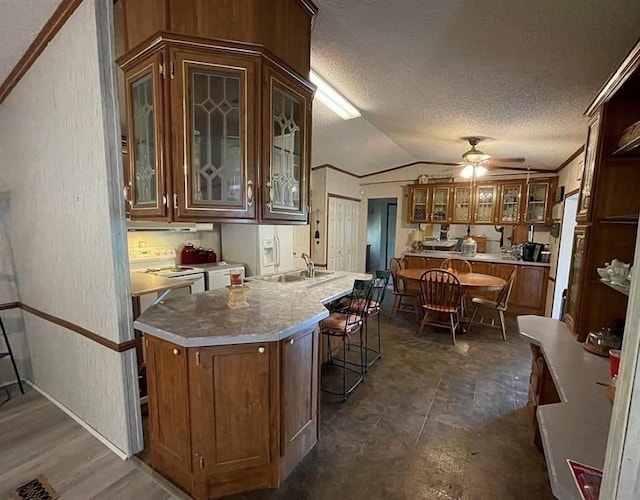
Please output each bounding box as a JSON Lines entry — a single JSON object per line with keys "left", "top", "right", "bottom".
{"left": 606, "top": 259, "right": 630, "bottom": 285}
{"left": 616, "top": 119, "right": 640, "bottom": 154}
{"left": 597, "top": 267, "right": 610, "bottom": 281}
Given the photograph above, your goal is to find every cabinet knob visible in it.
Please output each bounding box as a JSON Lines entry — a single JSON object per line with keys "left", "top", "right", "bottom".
{"left": 247, "top": 180, "right": 253, "bottom": 208}
{"left": 258, "top": 346, "right": 266, "bottom": 354}
{"left": 173, "top": 348, "right": 179, "bottom": 355}
{"left": 289, "top": 338, "right": 294, "bottom": 345}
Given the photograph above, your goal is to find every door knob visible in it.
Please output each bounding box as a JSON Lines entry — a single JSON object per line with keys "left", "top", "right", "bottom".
{"left": 258, "top": 346, "right": 266, "bottom": 354}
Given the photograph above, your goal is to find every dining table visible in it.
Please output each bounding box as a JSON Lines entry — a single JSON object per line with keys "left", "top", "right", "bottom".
{"left": 397, "top": 268, "right": 506, "bottom": 292}
{"left": 397, "top": 268, "right": 507, "bottom": 332}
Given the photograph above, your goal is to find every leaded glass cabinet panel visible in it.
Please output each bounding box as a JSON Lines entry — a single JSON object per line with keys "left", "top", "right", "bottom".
{"left": 262, "top": 68, "right": 311, "bottom": 222}
{"left": 172, "top": 50, "right": 257, "bottom": 220}
{"left": 497, "top": 182, "right": 523, "bottom": 224}
{"left": 524, "top": 181, "right": 552, "bottom": 224}
{"left": 473, "top": 184, "right": 497, "bottom": 224}
{"left": 452, "top": 186, "right": 472, "bottom": 223}
{"left": 430, "top": 186, "right": 451, "bottom": 222}
{"left": 124, "top": 53, "right": 167, "bottom": 219}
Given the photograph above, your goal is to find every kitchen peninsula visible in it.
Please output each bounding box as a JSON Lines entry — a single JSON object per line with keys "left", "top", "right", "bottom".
{"left": 403, "top": 251, "right": 550, "bottom": 315}
{"left": 134, "top": 272, "right": 368, "bottom": 499}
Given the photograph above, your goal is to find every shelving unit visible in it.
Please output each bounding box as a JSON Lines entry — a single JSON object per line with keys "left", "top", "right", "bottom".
{"left": 564, "top": 40, "right": 640, "bottom": 342}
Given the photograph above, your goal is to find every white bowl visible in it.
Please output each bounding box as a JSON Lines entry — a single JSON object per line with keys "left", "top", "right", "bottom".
{"left": 597, "top": 267, "right": 610, "bottom": 281}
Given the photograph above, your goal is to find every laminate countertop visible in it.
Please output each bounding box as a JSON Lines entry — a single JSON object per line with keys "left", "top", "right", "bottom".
{"left": 129, "top": 272, "right": 193, "bottom": 297}
{"left": 134, "top": 272, "right": 370, "bottom": 347}
{"left": 518, "top": 316, "right": 612, "bottom": 500}
{"left": 405, "top": 251, "right": 551, "bottom": 267}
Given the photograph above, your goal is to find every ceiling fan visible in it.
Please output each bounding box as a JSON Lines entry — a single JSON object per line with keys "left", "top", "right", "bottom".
{"left": 456, "top": 137, "right": 534, "bottom": 178}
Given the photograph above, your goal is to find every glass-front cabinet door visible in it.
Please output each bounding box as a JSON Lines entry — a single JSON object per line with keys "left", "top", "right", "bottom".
{"left": 497, "top": 182, "right": 523, "bottom": 224}
{"left": 577, "top": 113, "right": 601, "bottom": 222}
{"left": 564, "top": 226, "right": 588, "bottom": 333}
{"left": 124, "top": 52, "right": 168, "bottom": 219}
{"left": 408, "top": 185, "right": 429, "bottom": 223}
{"left": 171, "top": 49, "right": 257, "bottom": 221}
{"left": 452, "top": 186, "right": 472, "bottom": 223}
{"left": 262, "top": 66, "right": 312, "bottom": 223}
{"left": 473, "top": 184, "right": 497, "bottom": 224}
{"left": 524, "top": 180, "right": 552, "bottom": 224}
{"left": 430, "top": 185, "right": 451, "bottom": 222}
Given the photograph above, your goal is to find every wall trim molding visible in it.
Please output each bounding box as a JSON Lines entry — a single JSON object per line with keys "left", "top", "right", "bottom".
{"left": 0, "top": 0, "right": 84, "bottom": 105}
{"left": 327, "top": 193, "right": 361, "bottom": 203}
{"left": 26, "top": 380, "right": 129, "bottom": 460}
{"left": 553, "top": 146, "right": 585, "bottom": 174}
{"left": 0, "top": 302, "right": 136, "bottom": 353}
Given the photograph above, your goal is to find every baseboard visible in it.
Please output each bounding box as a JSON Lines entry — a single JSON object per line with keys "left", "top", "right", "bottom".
{"left": 0, "top": 378, "right": 24, "bottom": 389}
{"left": 25, "top": 380, "right": 129, "bottom": 460}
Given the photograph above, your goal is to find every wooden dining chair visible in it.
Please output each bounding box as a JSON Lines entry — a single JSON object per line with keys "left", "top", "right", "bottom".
{"left": 440, "top": 258, "right": 472, "bottom": 273}
{"left": 390, "top": 257, "right": 419, "bottom": 319}
{"left": 418, "top": 269, "right": 462, "bottom": 345}
{"left": 441, "top": 258, "right": 472, "bottom": 315}
{"left": 467, "top": 267, "right": 518, "bottom": 340}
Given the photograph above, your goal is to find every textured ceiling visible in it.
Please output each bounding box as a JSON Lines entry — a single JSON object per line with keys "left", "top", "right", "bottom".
{"left": 0, "top": 0, "right": 62, "bottom": 85}
{"left": 311, "top": 0, "right": 640, "bottom": 175}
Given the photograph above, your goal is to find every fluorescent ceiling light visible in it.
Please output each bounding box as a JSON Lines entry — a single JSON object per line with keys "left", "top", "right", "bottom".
{"left": 310, "top": 70, "right": 361, "bottom": 120}
{"left": 460, "top": 164, "right": 487, "bottom": 179}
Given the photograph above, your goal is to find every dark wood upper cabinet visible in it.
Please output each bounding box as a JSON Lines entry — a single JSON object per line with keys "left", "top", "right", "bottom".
{"left": 576, "top": 114, "right": 601, "bottom": 223}
{"left": 497, "top": 181, "right": 523, "bottom": 225}
{"left": 116, "top": 0, "right": 316, "bottom": 223}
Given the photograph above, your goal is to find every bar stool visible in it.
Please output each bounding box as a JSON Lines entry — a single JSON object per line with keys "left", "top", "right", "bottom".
{"left": 362, "top": 270, "right": 390, "bottom": 369}
{"left": 320, "top": 279, "right": 373, "bottom": 401}
{"left": 0, "top": 313, "right": 24, "bottom": 402}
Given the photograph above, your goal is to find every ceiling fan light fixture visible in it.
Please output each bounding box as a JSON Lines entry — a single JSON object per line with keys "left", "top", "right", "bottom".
{"left": 462, "top": 147, "right": 491, "bottom": 163}
{"left": 460, "top": 163, "right": 487, "bottom": 179}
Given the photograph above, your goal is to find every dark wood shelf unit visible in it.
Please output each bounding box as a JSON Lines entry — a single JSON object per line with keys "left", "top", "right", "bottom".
{"left": 596, "top": 278, "right": 631, "bottom": 297}
{"left": 565, "top": 39, "right": 640, "bottom": 342}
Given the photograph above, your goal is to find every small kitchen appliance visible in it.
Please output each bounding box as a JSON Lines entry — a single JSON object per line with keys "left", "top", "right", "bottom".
{"left": 522, "top": 242, "right": 544, "bottom": 262}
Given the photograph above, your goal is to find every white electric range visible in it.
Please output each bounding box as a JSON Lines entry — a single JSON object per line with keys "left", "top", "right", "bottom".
{"left": 129, "top": 246, "right": 206, "bottom": 311}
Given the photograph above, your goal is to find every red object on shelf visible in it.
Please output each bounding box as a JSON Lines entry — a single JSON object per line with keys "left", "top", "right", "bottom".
{"left": 610, "top": 349, "right": 622, "bottom": 378}
{"left": 207, "top": 249, "right": 217, "bottom": 263}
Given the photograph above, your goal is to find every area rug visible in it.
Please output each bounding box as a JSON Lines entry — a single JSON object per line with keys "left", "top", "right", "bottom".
{"left": 11, "top": 476, "right": 59, "bottom": 500}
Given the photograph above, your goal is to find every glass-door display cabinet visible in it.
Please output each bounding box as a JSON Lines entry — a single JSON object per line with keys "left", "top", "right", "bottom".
{"left": 452, "top": 186, "right": 472, "bottom": 223}
{"left": 473, "top": 184, "right": 497, "bottom": 224}
{"left": 524, "top": 180, "right": 553, "bottom": 224}
{"left": 430, "top": 185, "right": 452, "bottom": 223}
{"left": 497, "top": 182, "right": 523, "bottom": 224}
{"left": 407, "top": 185, "right": 430, "bottom": 223}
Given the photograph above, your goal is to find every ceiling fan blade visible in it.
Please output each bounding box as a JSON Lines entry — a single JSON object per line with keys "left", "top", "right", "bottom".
{"left": 487, "top": 165, "right": 549, "bottom": 173}
{"left": 487, "top": 157, "right": 526, "bottom": 163}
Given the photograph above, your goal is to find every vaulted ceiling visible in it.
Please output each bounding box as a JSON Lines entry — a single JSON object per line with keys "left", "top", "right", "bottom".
{"left": 3, "top": 1, "right": 640, "bottom": 178}
{"left": 310, "top": 0, "right": 640, "bottom": 175}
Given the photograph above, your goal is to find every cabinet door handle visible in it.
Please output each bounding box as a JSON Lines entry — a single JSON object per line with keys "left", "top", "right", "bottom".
{"left": 173, "top": 193, "right": 178, "bottom": 209}
{"left": 258, "top": 346, "right": 266, "bottom": 354}
{"left": 289, "top": 338, "right": 294, "bottom": 345}
{"left": 266, "top": 181, "right": 273, "bottom": 209}
{"left": 173, "top": 348, "right": 179, "bottom": 355}
{"left": 123, "top": 184, "right": 132, "bottom": 208}
{"left": 162, "top": 195, "right": 167, "bottom": 207}
{"left": 247, "top": 180, "right": 253, "bottom": 208}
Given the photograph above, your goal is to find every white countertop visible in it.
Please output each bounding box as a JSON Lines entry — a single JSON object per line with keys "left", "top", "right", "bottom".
{"left": 405, "top": 251, "right": 551, "bottom": 267}
{"left": 134, "top": 272, "right": 370, "bottom": 347}
{"left": 518, "top": 316, "right": 612, "bottom": 500}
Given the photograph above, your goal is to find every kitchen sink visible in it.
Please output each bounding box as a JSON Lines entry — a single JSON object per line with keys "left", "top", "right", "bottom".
{"left": 252, "top": 269, "right": 336, "bottom": 284}
{"left": 285, "top": 269, "right": 335, "bottom": 278}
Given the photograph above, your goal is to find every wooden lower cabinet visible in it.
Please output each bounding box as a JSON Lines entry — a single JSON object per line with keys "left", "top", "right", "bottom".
{"left": 528, "top": 344, "right": 560, "bottom": 451}
{"left": 471, "top": 261, "right": 549, "bottom": 315}
{"left": 145, "top": 328, "right": 319, "bottom": 499}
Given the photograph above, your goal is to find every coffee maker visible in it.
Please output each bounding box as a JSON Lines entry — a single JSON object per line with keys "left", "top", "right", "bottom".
{"left": 522, "top": 242, "right": 544, "bottom": 262}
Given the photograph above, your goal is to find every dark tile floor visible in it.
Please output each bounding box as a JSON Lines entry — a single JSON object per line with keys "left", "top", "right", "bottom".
{"left": 229, "top": 299, "right": 554, "bottom": 500}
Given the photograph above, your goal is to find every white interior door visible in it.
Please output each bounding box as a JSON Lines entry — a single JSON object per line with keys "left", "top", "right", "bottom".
{"left": 328, "top": 196, "right": 360, "bottom": 271}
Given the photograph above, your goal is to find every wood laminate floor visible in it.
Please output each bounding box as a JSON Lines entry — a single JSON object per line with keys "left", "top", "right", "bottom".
{"left": 0, "top": 386, "right": 182, "bottom": 500}
{"left": 0, "top": 294, "right": 554, "bottom": 499}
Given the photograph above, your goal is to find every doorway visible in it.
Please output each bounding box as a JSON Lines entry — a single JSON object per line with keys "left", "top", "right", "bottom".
{"left": 366, "top": 198, "right": 397, "bottom": 272}
{"left": 552, "top": 193, "right": 579, "bottom": 319}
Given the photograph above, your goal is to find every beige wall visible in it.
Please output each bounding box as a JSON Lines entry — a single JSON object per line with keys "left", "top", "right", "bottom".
{"left": 0, "top": 1, "right": 138, "bottom": 455}
{"left": 127, "top": 227, "right": 221, "bottom": 260}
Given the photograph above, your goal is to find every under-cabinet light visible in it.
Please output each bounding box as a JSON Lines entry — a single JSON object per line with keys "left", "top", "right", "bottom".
{"left": 310, "top": 70, "right": 361, "bottom": 120}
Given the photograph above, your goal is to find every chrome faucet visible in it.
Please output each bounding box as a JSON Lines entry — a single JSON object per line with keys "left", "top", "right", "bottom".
{"left": 301, "top": 252, "right": 315, "bottom": 278}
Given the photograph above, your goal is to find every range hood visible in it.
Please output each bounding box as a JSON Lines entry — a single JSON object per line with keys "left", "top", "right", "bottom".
{"left": 126, "top": 221, "right": 214, "bottom": 232}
